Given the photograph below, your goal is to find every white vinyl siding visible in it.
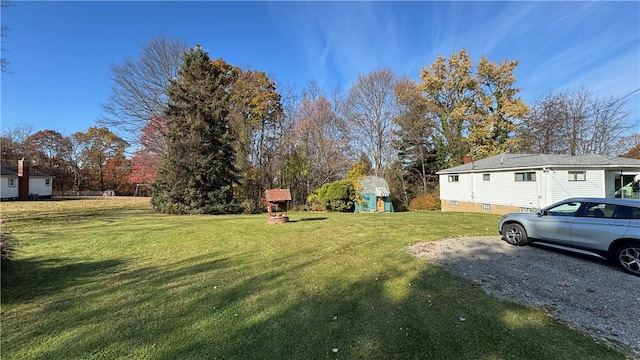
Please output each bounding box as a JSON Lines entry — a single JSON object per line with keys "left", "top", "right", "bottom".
{"left": 439, "top": 167, "right": 626, "bottom": 211}
{"left": 549, "top": 169, "right": 605, "bottom": 202}
{"left": 481, "top": 169, "right": 605, "bottom": 208}
{"left": 439, "top": 174, "right": 473, "bottom": 202}
{"left": 438, "top": 155, "right": 640, "bottom": 213}
{"left": 1, "top": 176, "right": 19, "bottom": 199}
{"left": 440, "top": 171, "right": 541, "bottom": 208}
{"left": 28, "top": 177, "right": 54, "bottom": 197}
{"left": 473, "top": 171, "right": 540, "bottom": 208}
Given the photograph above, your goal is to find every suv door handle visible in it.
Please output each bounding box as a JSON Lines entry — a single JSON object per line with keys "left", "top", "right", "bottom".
{"left": 607, "top": 223, "right": 626, "bottom": 226}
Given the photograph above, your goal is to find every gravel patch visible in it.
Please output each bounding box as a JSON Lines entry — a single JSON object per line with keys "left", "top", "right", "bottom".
{"left": 407, "top": 236, "right": 640, "bottom": 357}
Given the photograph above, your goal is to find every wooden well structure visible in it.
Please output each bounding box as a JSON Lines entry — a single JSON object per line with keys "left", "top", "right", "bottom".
{"left": 265, "top": 188, "right": 292, "bottom": 224}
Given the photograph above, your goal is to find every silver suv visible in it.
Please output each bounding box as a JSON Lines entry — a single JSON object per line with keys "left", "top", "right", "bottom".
{"left": 498, "top": 197, "right": 640, "bottom": 276}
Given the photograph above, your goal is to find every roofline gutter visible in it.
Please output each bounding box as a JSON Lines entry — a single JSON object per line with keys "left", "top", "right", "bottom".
{"left": 437, "top": 164, "right": 640, "bottom": 175}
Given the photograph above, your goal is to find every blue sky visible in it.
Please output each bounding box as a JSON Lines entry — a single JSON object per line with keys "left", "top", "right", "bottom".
{"left": 2, "top": 1, "right": 639, "bottom": 139}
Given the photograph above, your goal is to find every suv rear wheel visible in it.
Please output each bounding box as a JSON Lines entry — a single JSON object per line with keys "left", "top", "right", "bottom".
{"left": 502, "top": 223, "right": 529, "bottom": 246}
{"left": 615, "top": 243, "right": 640, "bottom": 277}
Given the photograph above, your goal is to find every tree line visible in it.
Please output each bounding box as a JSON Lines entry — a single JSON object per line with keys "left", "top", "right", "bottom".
{"left": 2, "top": 36, "right": 638, "bottom": 212}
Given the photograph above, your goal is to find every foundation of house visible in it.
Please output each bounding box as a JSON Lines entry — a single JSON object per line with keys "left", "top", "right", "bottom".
{"left": 440, "top": 200, "right": 537, "bottom": 215}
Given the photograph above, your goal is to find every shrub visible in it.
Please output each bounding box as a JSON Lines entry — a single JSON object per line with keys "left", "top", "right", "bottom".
{"left": 409, "top": 193, "right": 441, "bottom": 211}
{"left": 309, "top": 180, "right": 355, "bottom": 212}
{"left": 306, "top": 193, "right": 324, "bottom": 212}
{"left": 1, "top": 220, "right": 18, "bottom": 284}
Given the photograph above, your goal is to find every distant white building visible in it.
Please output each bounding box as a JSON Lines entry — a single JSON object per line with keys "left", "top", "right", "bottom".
{"left": 0, "top": 160, "right": 54, "bottom": 200}
{"left": 437, "top": 153, "right": 640, "bottom": 214}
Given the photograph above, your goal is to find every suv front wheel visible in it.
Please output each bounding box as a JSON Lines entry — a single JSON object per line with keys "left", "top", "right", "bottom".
{"left": 502, "top": 223, "right": 530, "bottom": 246}
{"left": 614, "top": 243, "right": 640, "bottom": 277}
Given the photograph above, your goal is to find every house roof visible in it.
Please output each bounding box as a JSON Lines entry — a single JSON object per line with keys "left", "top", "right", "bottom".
{"left": 265, "top": 188, "right": 292, "bottom": 202}
{"left": 360, "top": 176, "right": 390, "bottom": 195}
{"left": 0, "top": 164, "right": 53, "bottom": 178}
{"left": 437, "top": 153, "right": 640, "bottom": 174}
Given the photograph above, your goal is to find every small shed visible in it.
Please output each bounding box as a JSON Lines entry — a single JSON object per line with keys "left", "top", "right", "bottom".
{"left": 265, "top": 188, "right": 292, "bottom": 224}
{"left": 354, "top": 176, "right": 394, "bottom": 213}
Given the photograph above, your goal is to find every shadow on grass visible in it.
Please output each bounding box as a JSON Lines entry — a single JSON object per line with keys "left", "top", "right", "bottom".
{"left": 290, "top": 217, "right": 328, "bottom": 222}
{"left": 1, "top": 245, "right": 629, "bottom": 359}
{"left": 1, "top": 257, "right": 128, "bottom": 303}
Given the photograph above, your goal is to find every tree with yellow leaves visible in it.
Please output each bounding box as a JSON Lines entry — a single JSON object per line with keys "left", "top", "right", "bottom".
{"left": 396, "top": 49, "right": 528, "bottom": 168}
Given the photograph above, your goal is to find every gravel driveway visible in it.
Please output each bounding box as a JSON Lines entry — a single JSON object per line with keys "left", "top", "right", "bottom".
{"left": 407, "top": 236, "right": 640, "bottom": 357}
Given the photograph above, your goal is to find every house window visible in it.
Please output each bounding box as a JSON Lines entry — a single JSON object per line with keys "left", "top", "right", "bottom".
{"left": 448, "top": 175, "right": 459, "bottom": 182}
{"left": 450, "top": 201, "right": 458, "bottom": 207}
{"left": 8, "top": 178, "right": 16, "bottom": 187}
{"left": 482, "top": 174, "right": 490, "bottom": 181}
{"left": 568, "top": 171, "right": 586, "bottom": 181}
{"left": 45, "top": 179, "right": 51, "bottom": 186}
{"left": 515, "top": 172, "right": 536, "bottom": 182}
{"left": 482, "top": 203, "right": 491, "bottom": 211}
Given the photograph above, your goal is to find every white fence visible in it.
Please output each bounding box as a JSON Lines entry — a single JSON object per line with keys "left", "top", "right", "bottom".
{"left": 53, "top": 191, "right": 104, "bottom": 197}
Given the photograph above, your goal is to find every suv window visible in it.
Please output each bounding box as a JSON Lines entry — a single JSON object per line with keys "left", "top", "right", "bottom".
{"left": 546, "top": 202, "right": 581, "bottom": 216}
{"left": 583, "top": 203, "right": 608, "bottom": 218}
{"left": 612, "top": 205, "right": 637, "bottom": 219}
{"left": 582, "top": 203, "right": 640, "bottom": 219}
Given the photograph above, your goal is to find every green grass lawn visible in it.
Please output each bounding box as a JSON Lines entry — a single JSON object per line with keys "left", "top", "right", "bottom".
{"left": 0, "top": 198, "right": 628, "bottom": 359}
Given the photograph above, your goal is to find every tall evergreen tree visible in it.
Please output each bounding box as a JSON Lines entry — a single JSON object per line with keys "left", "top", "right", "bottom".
{"left": 150, "top": 46, "right": 242, "bottom": 214}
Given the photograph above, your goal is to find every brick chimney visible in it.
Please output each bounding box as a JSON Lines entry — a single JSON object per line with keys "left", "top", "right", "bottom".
{"left": 18, "top": 159, "right": 30, "bottom": 200}
{"left": 463, "top": 154, "right": 473, "bottom": 164}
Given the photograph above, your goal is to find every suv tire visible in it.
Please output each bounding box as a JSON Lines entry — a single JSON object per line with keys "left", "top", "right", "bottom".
{"left": 502, "top": 223, "right": 530, "bottom": 246}
{"left": 615, "top": 243, "right": 640, "bottom": 277}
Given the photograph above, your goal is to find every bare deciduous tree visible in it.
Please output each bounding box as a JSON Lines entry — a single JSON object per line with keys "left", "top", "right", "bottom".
{"left": 615, "top": 134, "right": 640, "bottom": 159}
{"left": 576, "top": 92, "right": 629, "bottom": 155}
{"left": 518, "top": 88, "right": 633, "bottom": 156}
{"left": 100, "top": 35, "right": 188, "bottom": 151}
{"left": 0, "top": 123, "right": 35, "bottom": 164}
{"left": 1, "top": 0, "right": 13, "bottom": 73}
{"left": 295, "top": 81, "right": 351, "bottom": 187}
{"left": 344, "top": 69, "right": 400, "bottom": 177}
{"left": 517, "top": 92, "right": 567, "bottom": 154}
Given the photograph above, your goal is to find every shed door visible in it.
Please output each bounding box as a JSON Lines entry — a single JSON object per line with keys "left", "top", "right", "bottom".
{"left": 377, "top": 197, "right": 385, "bottom": 212}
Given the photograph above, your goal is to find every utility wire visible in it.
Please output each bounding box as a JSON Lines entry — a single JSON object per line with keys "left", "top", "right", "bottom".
{"left": 607, "top": 87, "right": 640, "bottom": 107}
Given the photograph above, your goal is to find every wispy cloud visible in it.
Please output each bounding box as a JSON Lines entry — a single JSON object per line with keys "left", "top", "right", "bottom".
{"left": 268, "top": 1, "right": 638, "bottom": 121}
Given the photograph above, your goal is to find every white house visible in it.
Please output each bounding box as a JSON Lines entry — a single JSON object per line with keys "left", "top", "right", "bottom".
{"left": 437, "top": 153, "right": 640, "bottom": 214}
{"left": 0, "top": 160, "right": 54, "bottom": 200}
